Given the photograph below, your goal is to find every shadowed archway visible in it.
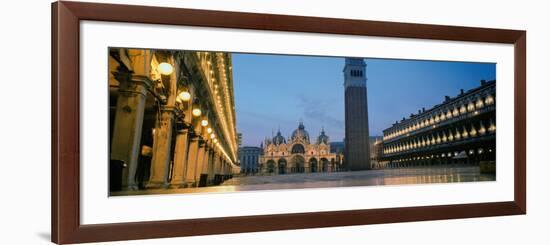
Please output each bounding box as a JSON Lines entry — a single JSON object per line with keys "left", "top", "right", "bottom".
{"left": 292, "top": 155, "right": 305, "bottom": 173}
{"left": 309, "top": 158, "right": 318, "bottom": 173}
{"left": 278, "top": 158, "right": 287, "bottom": 174}
{"left": 291, "top": 144, "right": 305, "bottom": 154}
{"left": 320, "top": 158, "right": 329, "bottom": 172}
{"left": 266, "top": 160, "right": 276, "bottom": 173}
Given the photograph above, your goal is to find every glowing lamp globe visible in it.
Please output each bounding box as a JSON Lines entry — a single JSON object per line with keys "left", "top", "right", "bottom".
{"left": 177, "top": 91, "right": 191, "bottom": 102}
{"left": 201, "top": 119, "right": 209, "bottom": 127}
{"left": 158, "top": 62, "right": 174, "bottom": 75}
{"left": 210, "top": 133, "right": 216, "bottom": 139}
{"left": 192, "top": 108, "right": 202, "bottom": 117}
{"left": 207, "top": 127, "right": 212, "bottom": 134}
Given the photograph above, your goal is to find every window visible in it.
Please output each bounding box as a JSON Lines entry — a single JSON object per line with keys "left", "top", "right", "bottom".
{"left": 351, "top": 70, "right": 363, "bottom": 77}
{"left": 291, "top": 144, "right": 305, "bottom": 154}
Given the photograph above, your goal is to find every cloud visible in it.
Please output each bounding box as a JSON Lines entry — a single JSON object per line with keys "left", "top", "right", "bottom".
{"left": 297, "top": 94, "right": 344, "bottom": 129}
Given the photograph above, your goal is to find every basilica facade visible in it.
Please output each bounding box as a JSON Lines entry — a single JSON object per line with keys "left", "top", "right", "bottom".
{"left": 259, "top": 122, "right": 342, "bottom": 174}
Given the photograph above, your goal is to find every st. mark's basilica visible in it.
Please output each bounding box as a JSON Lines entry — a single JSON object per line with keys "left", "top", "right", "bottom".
{"left": 259, "top": 122, "right": 342, "bottom": 174}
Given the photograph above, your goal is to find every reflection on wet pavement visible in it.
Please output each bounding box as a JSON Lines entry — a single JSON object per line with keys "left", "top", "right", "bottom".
{"left": 111, "top": 166, "right": 495, "bottom": 196}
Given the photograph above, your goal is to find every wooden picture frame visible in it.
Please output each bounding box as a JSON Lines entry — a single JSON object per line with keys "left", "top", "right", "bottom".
{"left": 51, "top": 1, "right": 526, "bottom": 244}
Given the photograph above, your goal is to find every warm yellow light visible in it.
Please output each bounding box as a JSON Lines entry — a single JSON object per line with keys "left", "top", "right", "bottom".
{"left": 158, "top": 62, "right": 174, "bottom": 75}
{"left": 177, "top": 91, "right": 191, "bottom": 102}
{"left": 485, "top": 95, "right": 494, "bottom": 105}
{"left": 213, "top": 138, "right": 218, "bottom": 143}
{"left": 460, "top": 105, "right": 467, "bottom": 114}
{"left": 201, "top": 119, "right": 209, "bottom": 127}
{"left": 210, "top": 133, "right": 216, "bottom": 139}
{"left": 467, "top": 102, "right": 475, "bottom": 111}
{"left": 207, "top": 127, "right": 212, "bottom": 134}
{"left": 192, "top": 108, "right": 202, "bottom": 117}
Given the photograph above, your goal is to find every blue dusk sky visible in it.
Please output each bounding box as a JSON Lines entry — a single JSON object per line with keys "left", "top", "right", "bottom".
{"left": 232, "top": 53, "right": 495, "bottom": 147}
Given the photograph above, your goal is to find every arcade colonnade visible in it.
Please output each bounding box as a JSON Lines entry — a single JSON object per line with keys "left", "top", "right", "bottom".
{"left": 109, "top": 48, "right": 238, "bottom": 191}
{"left": 381, "top": 80, "right": 496, "bottom": 168}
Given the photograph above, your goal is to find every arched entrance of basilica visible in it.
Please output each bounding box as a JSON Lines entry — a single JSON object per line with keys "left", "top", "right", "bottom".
{"left": 320, "top": 158, "right": 329, "bottom": 172}
{"left": 291, "top": 155, "right": 305, "bottom": 173}
{"left": 309, "top": 158, "right": 318, "bottom": 173}
{"left": 266, "top": 160, "right": 275, "bottom": 173}
{"left": 278, "top": 159, "right": 287, "bottom": 175}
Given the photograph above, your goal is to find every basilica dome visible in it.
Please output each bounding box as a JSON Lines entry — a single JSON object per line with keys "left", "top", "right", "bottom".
{"left": 291, "top": 122, "right": 310, "bottom": 143}
{"left": 272, "top": 130, "right": 286, "bottom": 145}
{"left": 317, "top": 128, "right": 329, "bottom": 144}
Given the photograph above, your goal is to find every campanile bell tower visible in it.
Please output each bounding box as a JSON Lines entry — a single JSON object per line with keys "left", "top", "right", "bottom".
{"left": 343, "top": 58, "right": 371, "bottom": 170}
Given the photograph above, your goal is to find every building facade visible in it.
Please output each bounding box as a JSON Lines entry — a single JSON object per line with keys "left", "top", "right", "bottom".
{"left": 109, "top": 48, "right": 239, "bottom": 191}
{"left": 370, "top": 136, "right": 384, "bottom": 168}
{"left": 259, "top": 122, "right": 342, "bottom": 174}
{"left": 381, "top": 80, "right": 496, "bottom": 168}
{"left": 239, "top": 146, "right": 262, "bottom": 174}
{"left": 343, "top": 58, "right": 371, "bottom": 171}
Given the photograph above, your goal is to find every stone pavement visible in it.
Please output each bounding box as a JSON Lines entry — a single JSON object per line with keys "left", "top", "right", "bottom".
{"left": 111, "top": 165, "right": 494, "bottom": 196}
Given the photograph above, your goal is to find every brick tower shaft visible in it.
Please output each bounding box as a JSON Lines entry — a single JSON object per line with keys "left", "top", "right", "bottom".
{"left": 343, "top": 58, "right": 371, "bottom": 170}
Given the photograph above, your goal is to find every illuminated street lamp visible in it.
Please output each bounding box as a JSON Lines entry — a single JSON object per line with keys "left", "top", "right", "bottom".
{"left": 177, "top": 91, "right": 191, "bottom": 102}
{"left": 213, "top": 138, "right": 218, "bottom": 143}
{"left": 207, "top": 127, "right": 213, "bottom": 134}
{"left": 210, "top": 133, "right": 216, "bottom": 139}
{"left": 158, "top": 62, "right": 174, "bottom": 75}
{"left": 192, "top": 107, "right": 202, "bottom": 117}
{"left": 201, "top": 119, "right": 209, "bottom": 127}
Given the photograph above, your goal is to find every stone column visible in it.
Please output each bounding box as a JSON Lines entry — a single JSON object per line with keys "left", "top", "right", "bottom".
{"left": 194, "top": 140, "right": 206, "bottom": 181}
{"left": 110, "top": 74, "right": 153, "bottom": 190}
{"left": 196, "top": 144, "right": 211, "bottom": 186}
{"left": 207, "top": 149, "right": 216, "bottom": 183}
{"left": 147, "top": 107, "right": 176, "bottom": 188}
{"left": 215, "top": 156, "right": 222, "bottom": 175}
{"left": 169, "top": 128, "right": 189, "bottom": 188}
{"left": 221, "top": 161, "right": 227, "bottom": 180}
{"left": 214, "top": 154, "right": 223, "bottom": 184}
{"left": 185, "top": 135, "right": 200, "bottom": 186}
{"left": 202, "top": 145, "right": 211, "bottom": 177}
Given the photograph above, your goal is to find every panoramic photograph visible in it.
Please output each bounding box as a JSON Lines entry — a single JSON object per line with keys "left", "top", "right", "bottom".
{"left": 108, "top": 48, "right": 496, "bottom": 196}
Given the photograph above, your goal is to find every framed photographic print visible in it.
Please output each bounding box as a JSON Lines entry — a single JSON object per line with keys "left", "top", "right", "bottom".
{"left": 52, "top": 1, "right": 526, "bottom": 244}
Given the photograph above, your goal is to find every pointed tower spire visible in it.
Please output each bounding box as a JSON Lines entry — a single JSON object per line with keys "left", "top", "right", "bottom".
{"left": 298, "top": 119, "right": 305, "bottom": 130}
